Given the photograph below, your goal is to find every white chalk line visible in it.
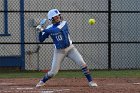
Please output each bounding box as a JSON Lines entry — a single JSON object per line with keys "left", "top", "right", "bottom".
{"left": 10, "top": 87, "right": 70, "bottom": 93}
{"left": 17, "top": 87, "right": 34, "bottom": 90}
{"left": 133, "top": 83, "right": 140, "bottom": 85}
{"left": 41, "top": 89, "right": 70, "bottom": 93}
{"left": 106, "top": 82, "right": 140, "bottom": 86}
{"left": 41, "top": 91, "right": 54, "bottom": 93}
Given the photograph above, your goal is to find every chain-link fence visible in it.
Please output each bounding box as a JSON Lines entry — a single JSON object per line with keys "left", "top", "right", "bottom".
{"left": 0, "top": 0, "right": 140, "bottom": 70}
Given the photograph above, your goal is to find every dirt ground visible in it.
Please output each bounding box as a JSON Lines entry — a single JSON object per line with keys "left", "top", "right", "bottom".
{"left": 0, "top": 78, "right": 140, "bottom": 93}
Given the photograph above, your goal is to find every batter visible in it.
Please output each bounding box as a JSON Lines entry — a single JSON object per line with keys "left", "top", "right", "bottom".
{"left": 36, "top": 9, "right": 97, "bottom": 88}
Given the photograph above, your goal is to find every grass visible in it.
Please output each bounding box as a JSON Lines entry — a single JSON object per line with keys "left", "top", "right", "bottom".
{"left": 0, "top": 70, "right": 140, "bottom": 78}
{"left": 92, "top": 70, "right": 140, "bottom": 78}
{"left": 56, "top": 70, "right": 140, "bottom": 78}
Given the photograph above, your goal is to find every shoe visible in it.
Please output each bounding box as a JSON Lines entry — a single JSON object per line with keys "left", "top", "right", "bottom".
{"left": 88, "top": 81, "right": 98, "bottom": 87}
{"left": 36, "top": 81, "right": 45, "bottom": 88}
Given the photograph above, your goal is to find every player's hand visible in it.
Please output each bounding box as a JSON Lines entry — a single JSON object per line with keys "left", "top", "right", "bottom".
{"left": 36, "top": 25, "right": 41, "bottom": 29}
{"left": 36, "top": 25, "right": 43, "bottom": 31}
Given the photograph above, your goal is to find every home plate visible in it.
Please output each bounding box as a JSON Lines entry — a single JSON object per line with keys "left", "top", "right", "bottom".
{"left": 133, "top": 83, "right": 140, "bottom": 85}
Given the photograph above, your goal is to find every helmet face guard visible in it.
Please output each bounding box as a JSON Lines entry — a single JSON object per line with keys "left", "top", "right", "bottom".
{"left": 48, "top": 9, "right": 61, "bottom": 21}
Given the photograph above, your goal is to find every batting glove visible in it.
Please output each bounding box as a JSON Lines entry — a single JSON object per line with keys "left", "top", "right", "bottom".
{"left": 36, "top": 25, "right": 43, "bottom": 31}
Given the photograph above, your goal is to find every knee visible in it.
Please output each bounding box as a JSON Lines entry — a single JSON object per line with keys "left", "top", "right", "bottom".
{"left": 48, "top": 70, "right": 58, "bottom": 77}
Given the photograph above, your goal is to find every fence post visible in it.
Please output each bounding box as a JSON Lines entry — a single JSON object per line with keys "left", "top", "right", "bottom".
{"left": 20, "top": 0, "right": 25, "bottom": 70}
{"left": 108, "top": 0, "right": 112, "bottom": 70}
{"left": 4, "top": 0, "right": 8, "bottom": 35}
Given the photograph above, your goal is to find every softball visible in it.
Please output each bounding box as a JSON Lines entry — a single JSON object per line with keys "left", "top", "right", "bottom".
{"left": 89, "top": 19, "right": 96, "bottom": 25}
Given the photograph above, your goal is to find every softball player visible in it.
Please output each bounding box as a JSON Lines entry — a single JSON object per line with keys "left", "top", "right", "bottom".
{"left": 36, "top": 9, "right": 97, "bottom": 88}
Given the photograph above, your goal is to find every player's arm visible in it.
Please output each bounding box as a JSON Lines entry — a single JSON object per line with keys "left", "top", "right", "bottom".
{"left": 39, "top": 29, "right": 50, "bottom": 42}
{"left": 36, "top": 25, "right": 50, "bottom": 42}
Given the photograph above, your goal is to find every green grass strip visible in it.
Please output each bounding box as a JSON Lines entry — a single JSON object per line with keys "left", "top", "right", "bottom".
{"left": 0, "top": 70, "right": 140, "bottom": 78}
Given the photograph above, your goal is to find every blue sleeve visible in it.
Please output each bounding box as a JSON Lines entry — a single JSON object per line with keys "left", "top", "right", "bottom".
{"left": 39, "top": 29, "right": 50, "bottom": 42}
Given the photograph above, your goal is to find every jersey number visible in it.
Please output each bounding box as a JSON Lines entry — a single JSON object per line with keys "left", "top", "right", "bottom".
{"left": 56, "top": 35, "right": 62, "bottom": 41}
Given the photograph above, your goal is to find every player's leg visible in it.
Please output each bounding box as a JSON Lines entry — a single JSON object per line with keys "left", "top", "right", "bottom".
{"left": 36, "top": 49, "right": 66, "bottom": 87}
{"left": 67, "top": 47, "right": 97, "bottom": 87}
{"left": 67, "top": 47, "right": 92, "bottom": 81}
{"left": 41, "top": 49, "right": 65, "bottom": 82}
